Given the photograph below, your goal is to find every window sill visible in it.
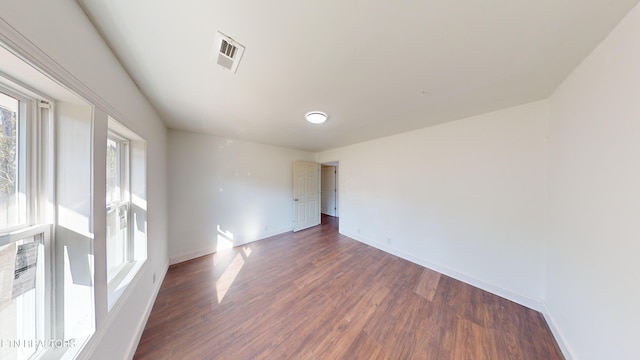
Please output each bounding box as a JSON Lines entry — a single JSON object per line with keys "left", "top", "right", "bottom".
{"left": 107, "top": 259, "right": 145, "bottom": 311}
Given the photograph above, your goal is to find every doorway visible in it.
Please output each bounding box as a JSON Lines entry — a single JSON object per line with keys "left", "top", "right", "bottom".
{"left": 321, "top": 161, "right": 339, "bottom": 218}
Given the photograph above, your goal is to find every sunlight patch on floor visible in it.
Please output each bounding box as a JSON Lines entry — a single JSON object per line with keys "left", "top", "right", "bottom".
{"left": 215, "top": 245, "right": 252, "bottom": 304}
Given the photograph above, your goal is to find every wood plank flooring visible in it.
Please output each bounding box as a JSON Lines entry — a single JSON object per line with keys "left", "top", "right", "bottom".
{"left": 134, "top": 215, "right": 564, "bottom": 359}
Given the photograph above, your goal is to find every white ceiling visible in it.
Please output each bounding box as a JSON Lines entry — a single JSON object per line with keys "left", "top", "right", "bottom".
{"left": 78, "top": 0, "right": 638, "bottom": 151}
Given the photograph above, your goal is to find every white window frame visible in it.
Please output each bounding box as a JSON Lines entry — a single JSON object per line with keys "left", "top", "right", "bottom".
{"left": 0, "top": 85, "right": 31, "bottom": 232}
{"left": 0, "top": 81, "right": 54, "bottom": 360}
{"left": 106, "top": 131, "right": 131, "bottom": 282}
{"left": 105, "top": 117, "right": 146, "bottom": 311}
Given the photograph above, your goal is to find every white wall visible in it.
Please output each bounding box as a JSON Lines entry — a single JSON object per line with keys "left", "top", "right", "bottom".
{"left": 0, "top": 1, "right": 168, "bottom": 359}
{"left": 168, "top": 130, "right": 314, "bottom": 263}
{"left": 55, "top": 100, "right": 96, "bottom": 343}
{"left": 316, "top": 101, "right": 549, "bottom": 309}
{"left": 546, "top": 3, "right": 640, "bottom": 359}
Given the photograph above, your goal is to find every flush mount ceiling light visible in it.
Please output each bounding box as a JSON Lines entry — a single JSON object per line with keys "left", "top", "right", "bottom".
{"left": 305, "top": 111, "right": 328, "bottom": 124}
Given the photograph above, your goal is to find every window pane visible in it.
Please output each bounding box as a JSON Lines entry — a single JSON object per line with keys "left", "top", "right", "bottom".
{"left": 0, "top": 236, "right": 45, "bottom": 360}
{"left": 106, "top": 138, "right": 120, "bottom": 205}
{"left": 106, "top": 134, "right": 129, "bottom": 280}
{"left": 0, "top": 92, "right": 25, "bottom": 230}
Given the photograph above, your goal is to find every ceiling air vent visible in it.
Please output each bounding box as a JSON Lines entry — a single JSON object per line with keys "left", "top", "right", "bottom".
{"left": 213, "top": 31, "right": 245, "bottom": 74}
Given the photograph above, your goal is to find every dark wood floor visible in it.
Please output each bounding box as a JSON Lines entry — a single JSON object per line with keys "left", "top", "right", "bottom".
{"left": 134, "top": 215, "right": 563, "bottom": 359}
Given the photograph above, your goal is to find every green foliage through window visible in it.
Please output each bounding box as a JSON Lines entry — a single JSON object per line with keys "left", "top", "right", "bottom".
{"left": 0, "top": 106, "right": 17, "bottom": 196}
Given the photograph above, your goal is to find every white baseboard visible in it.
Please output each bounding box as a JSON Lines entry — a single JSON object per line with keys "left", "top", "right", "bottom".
{"left": 77, "top": 260, "right": 169, "bottom": 360}
{"left": 541, "top": 303, "right": 575, "bottom": 360}
{"left": 169, "top": 227, "right": 292, "bottom": 265}
{"left": 126, "top": 260, "right": 169, "bottom": 360}
{"left": 342, "top": 230, "right": 544, "bottom": 311}
{"left": 169, "top": 247, "right": 219, "bottom": 265}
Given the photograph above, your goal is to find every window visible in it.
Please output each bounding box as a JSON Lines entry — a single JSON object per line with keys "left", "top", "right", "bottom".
{"left": 0, "top": 41, "right": 145, "bottom": 359}
{"left": 0, "top": 85, "right": 53, "bottom": 360}
{"left": 106, "top": 118, "right": 147, "bottom": 310}
{"left": 1, "top": 40, "right": 149, "bottom": 358}
{"left": 106, "top": 133, "right": 130, "bottom": 281}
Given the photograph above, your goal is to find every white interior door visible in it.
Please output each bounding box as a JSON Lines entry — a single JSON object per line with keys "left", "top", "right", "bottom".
{"left": 293, "top": 161, "right": 320, "bottom": 232}
{"left": 321, "top": 166, "right": 336, "bottom": 216}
